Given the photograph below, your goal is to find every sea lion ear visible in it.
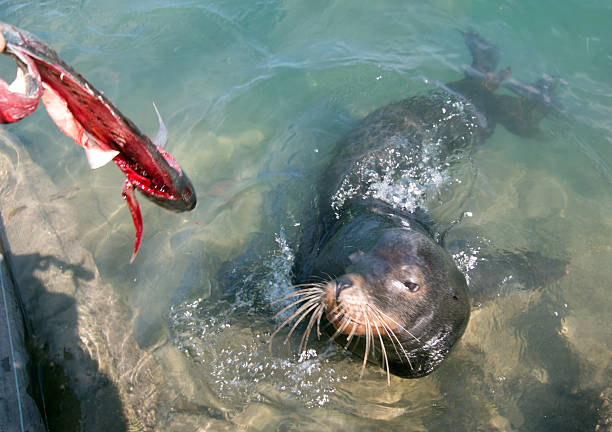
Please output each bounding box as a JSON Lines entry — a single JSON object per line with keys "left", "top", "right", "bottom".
{"left": 349, "top": 251, "right": 364, "bottom": 263}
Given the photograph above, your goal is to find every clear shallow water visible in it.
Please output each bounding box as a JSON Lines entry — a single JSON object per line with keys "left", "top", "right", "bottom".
{"left": 1, "top": 1, "right": 611, "bottom": 431}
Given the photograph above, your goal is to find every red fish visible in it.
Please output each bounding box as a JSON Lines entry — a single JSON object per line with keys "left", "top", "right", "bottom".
{"left": 0, "top": 22, "right": 196, "bottom": 262}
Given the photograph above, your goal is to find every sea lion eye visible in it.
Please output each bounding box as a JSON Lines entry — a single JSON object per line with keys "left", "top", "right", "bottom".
{"left": 402, "top": 281, "right": 420, "bottom": 292}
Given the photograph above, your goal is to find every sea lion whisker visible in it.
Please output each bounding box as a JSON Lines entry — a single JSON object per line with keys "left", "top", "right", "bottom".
{"left": 315, "top": 305, "right": 323, "bottom": 339}
{"left": 346, "top": 334, "right": 360, "bottom": 354}
{"left": 360, "top": 307, "right": 372, "bottom": 379}
{"left": 320, "top": 272, "right": 338, "bottom": 283}
{"left": 329, "top": 310, "right": 344, "bottom": 322}
{"left": 299, "top": 303, "right": 324, "bottom": 352}
{"left": 327, "top": 317, "right": 352, "bottom": 341}
{"left": 367, "top": 306, "right": 401, "bottom": 354}
{"left": 306, "top": 275, "right": 333, "bottom": 283}
{"left": 368, "top": 307, "right": 414, "bottom": 370}
{"left": 271, "top": 293, "right": 324, "bottom": 315}
{"left": 319, "top": 315, "right": 338, "bottom": 336}
{"left": 275, "top": 291, "right": 323, "bottom": 307}
{"left": 289, "top": 284, "right": 327, "bottom": 293}
{"left": 379, "top": 322, "right": 411, "bottom": 369}
{"left": 293, "top": 282, "right": 328, "bottom": 288}
{"left": 272, "top": 293, "right": 324, "bottom": 319}
{"left": 329, "top": 318, "right": 350, "bottom": 341}
{"left": 272, "top": 287, "right": 325, "bottom": 304}
{"left": 363, "top": 305, "right": 381, "bottom": 357}
{"left": 343, "top": 319, "right": 359, "bottom": 348}
{"left": 372, "top": 319, "right": 391, "bottom": 386}
{"left": 368, "top": 303, "right": 421, "bottom": 344}
{"left": 280, "top": 301, "right": 322, "bottom": 346}
{"left": 270, "top": 297, "right": 323, "bottom": 345}
{"left": 368, "top": 305, "right": 413, "bottom": 370}
{"left": 281, "top": 291, "right": 326, "bottom": 306}
{"left": 328, "top": 313, "right": 352, "bottom": 342}
{"left": 275, "top": 296, "right": 322, "bottom": 325}
{"left": 366, "top": 306, "right": 407, "bottom": 352}
{"left": 291, "top": 283, "right": 327, "bottom": 293}
{"left": 326, "top": 303, "right": 343, "bottom": 321}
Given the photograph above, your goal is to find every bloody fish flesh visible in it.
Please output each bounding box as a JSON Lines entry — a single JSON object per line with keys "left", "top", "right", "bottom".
{"left": 0, "top": 22, "right": 196, "bottom": 262}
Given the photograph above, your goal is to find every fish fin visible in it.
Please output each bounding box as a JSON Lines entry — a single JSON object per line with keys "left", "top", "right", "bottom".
{"left": 121, "top": 180, "right": 143, "bottom": 264}
{"left": 84, "top": 145, "right": 120, "bottom": 169}
{"left": 152, "top": 101, "right": 167, "bottom": 149}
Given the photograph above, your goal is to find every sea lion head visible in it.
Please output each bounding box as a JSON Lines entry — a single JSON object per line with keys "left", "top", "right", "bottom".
{"left": 323, "top": 228, "right": 470, "bottom": 378}
{"left": 274, "top": 227, "right": 470, "bottom": 381}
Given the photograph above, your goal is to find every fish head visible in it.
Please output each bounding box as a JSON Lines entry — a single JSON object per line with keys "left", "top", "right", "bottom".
{"left": 113, "top": 141, "right": 197, "bottom": 212}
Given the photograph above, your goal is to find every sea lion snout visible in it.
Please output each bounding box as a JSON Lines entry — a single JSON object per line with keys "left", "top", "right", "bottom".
{"left": 324, "top": 273, "right": 402, "bottom": 337}
{"left": 334, "top": 276, "right": 354, "bottom": 301}
{"left": 325, "top": 274, "right": 368, "bottom": 313}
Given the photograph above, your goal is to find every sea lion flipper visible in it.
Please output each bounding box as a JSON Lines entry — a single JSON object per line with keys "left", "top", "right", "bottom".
{"left": 460, "top": 30, "right": 500, "bottom": 74}
{"left": 466, "top": 249, "right": 569, "bottom": 304}
{"left": 494, "top": 96, "right": 548, "bottom": 136}
{"left": 502, "top": 75, "right": 559, "bottom": 106}
{"left": 491, "top": 75, "right": 559, "bottom": 136}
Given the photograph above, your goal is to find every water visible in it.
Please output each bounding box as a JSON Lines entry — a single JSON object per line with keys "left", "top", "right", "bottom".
{"left": 1, "top": 1, "right": 611, "bottom": 430}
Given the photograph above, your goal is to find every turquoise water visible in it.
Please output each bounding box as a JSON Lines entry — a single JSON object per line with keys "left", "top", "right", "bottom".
{"left": 1, "top": 1, "right": 611, "bottom": 430}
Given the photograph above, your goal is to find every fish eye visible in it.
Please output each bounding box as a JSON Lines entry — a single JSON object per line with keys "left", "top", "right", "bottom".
{"left": 402, "top": 281, "right": 420, "bottom": 293}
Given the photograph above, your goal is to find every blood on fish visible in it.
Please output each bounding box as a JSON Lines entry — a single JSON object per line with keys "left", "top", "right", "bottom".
{"left": 122, "top": 180, "right": 143, "bottom": 263}
{"left": 0, "top": 21, "right": 196, "bottom": 262}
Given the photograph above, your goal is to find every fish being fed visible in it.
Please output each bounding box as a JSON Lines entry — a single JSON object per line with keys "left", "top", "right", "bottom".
{"left": 0, "top": 22, "right": 196, "bottom": 262}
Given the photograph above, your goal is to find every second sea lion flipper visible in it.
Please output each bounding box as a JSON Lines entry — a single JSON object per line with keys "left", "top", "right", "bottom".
{"left": 444, "top": 231, "right": 569, "bottom": 305}
{"left": 493, "top": 79, "right": 558, "bottom": 137}
{"left": 468, "top": 248, "right": 569, "bottom": 305}
{"left": 502, "top": 75, "right": 560, "bottom": 108}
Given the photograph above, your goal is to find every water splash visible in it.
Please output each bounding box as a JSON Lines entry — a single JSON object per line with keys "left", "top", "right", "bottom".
{"left": 330, "top": 94, "right": 476, "bottom": 218}
{"left": 168, "top": 231, "right": 348, "bottom": 407}
{"left": 452, "top": 246, "right": 480, "bottom": 286}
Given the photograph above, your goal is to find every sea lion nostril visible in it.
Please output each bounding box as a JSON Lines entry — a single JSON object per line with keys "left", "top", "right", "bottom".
{"left": 334, "top": 277, "right": 353, "bottom": 301}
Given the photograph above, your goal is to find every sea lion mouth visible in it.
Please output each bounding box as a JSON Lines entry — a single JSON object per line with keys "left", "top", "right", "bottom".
{"left": 323, "top": 276, "right": 400, "bottom": 338}
{"left": 271, "top": 276, "right": 419, "bottom": 385}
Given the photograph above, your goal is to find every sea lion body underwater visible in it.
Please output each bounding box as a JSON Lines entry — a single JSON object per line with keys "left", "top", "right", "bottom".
{"left": 278, "top": 32, "right": 556, "bottom": 380}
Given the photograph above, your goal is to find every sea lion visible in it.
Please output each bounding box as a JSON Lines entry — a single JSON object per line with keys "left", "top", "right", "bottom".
{"left": 274, "top": 31, "right": 556, "bottom": 380}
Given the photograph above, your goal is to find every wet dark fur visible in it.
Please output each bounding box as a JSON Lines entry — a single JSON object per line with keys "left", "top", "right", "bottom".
{"left": 283, "top": 32, "right": 556, "bottom": 379}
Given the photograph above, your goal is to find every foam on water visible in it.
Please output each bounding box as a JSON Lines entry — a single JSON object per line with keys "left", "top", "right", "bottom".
{"left": 330, "top": 95, "right": 475, "bottom": 219}
{"left": 168, "top": 231, "right": 349, "bottom": 408}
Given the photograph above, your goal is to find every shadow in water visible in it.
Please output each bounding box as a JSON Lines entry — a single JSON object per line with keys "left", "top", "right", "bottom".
{"left": 432, "top": 290, "right": 603, "bottom": 432}
{"left": 5, "top": 251, "right": 128, "bottom": 431}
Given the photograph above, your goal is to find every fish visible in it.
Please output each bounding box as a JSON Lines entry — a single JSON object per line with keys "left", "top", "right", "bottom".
{"left": 0, "top": 22, "right": 196, "bottom": 262}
